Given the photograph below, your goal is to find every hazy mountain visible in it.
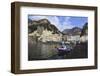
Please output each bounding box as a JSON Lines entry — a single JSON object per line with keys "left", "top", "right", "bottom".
{"left": 62, "top": 27, "right": 82, "bottom": 35}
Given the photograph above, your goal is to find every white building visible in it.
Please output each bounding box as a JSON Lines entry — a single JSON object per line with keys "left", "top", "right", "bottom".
{"left": 29, "top": 29, "right": 62, "bottom": 42}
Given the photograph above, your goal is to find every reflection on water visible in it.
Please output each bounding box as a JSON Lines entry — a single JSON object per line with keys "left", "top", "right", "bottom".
{"left": 28, "top": 42, "right": 60, "bottom": 60}
{"left": 28, "top": 41, "right": 88, "bottom": 61}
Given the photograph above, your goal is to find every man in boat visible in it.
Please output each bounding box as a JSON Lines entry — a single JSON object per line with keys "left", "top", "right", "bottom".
{"left": 55, "top": 41, "right": 68, "bottom": 56}
{"left": 58, "top": 41, "right": 67, "bottom": 51}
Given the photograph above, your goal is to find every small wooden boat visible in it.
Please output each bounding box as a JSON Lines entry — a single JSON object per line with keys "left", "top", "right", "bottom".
{"left": 57, "top": 48, "right": 70, "bottom": 52}
{"left": 55, "top": 41, "right": 72, "bottom": 56}
{"left": 57, "top": 48, "right": 67, "bottom": 51}
{"left": 56, "top": 45, "right": 72, "bottom": 56}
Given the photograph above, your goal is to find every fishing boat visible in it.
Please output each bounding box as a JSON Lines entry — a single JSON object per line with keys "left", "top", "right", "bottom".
{"left": 56, "top": 41, "right": 72, "bottom": 56}
{"left": 57, "top": 47, "right": 70, "bottom": 52}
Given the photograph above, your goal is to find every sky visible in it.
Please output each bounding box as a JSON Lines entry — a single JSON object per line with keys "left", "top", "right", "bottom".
{"left": 28, "top": 15, "right": 88, "bottom": 31}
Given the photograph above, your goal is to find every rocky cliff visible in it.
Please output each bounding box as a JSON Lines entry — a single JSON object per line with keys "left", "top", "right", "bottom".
{"left": 28, "top": 19, "right": 61, "bottom": 34}
{"left": 28, "top": 19, "right": 62, "bottom": 42}
{"left": 80, "top": 23, "right": 88, "bottom": 42}
{"left": 80, "top": 23, "right": 88, "bottom": 37}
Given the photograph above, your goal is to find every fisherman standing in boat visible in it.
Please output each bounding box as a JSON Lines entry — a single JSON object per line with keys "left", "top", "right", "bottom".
{"left": 61, "top": 40, "right": 67, "bottom": 50}
{"left": 56, "top": 39, "right": 67, "bottom": 57}
{"left": 55, "top": 40, "right": 67, "bottom": 52}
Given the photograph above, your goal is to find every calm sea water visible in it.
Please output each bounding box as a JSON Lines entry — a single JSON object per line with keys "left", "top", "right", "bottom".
{"left": 28, "top": 42, "right": 60, "bottom": 60}
{"left": 28, "top": 41, "right": 88, "bottom": 61}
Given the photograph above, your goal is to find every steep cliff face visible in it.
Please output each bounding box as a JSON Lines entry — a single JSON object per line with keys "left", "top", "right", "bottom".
{"left": 28, "top": 19, "right": 61, "bottom": 34}
{"left": 28, "top": 19, "right": 62, "bottom": 42}
{"left": 80, "top": 23, "right": 88, "bottom": 37}
{"left": 80, "top": 23, "right": 88, "bottom": 42}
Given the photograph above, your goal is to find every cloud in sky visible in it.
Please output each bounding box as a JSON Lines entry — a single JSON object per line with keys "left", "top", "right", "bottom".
{"left": 28, "top": 15, "right": 88, "bottom": 31}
